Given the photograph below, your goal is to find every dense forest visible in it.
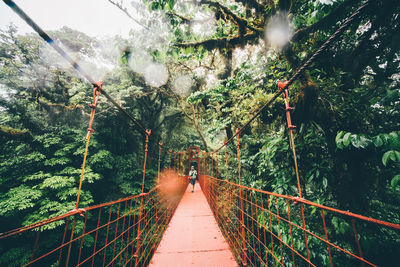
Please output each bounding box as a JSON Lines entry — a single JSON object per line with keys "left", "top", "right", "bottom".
{"left": 0, "top": 0, "right": 399, "bottom": 266}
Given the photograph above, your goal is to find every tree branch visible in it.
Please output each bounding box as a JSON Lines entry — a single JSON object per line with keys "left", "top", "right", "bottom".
{"left": 37, "top": 99, "right": 84, "bottom": 111}
{"left": 166, "top": 12, "right": 191, "bottom": 23}
{"left": 174, "top": 32, "right": 259, "bottom": 50}
{"left": 0, "top": 126, "right": 32, "bottom": 141}
{"left": 200, "top": 0, "right": 264, "bottom": 34}
{"left": 234, "top": 0, "right": 265, "bottom": 11}
{"left": 107, "top": 0, "right": 151, "bottom": 31}
{"left": 192, "top": 105, "right": 209, "bottom": 151}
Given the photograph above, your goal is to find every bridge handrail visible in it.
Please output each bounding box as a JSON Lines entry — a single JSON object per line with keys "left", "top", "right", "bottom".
{"left": 0, "top": 186, "right": 161, "bottom": 240}
{"left": 203, "top": 175, "right": 400, "bottom": 231}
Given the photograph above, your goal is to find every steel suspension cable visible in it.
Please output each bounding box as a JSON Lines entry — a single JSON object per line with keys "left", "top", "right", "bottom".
{"left": 284, "top": 0, "right": 371, "bottom": 89}
{"left": 214, "top": 0, "right": 371, "bottom": 152}
{"left": 3, "top": 0, "right": 148, "bottom": 136}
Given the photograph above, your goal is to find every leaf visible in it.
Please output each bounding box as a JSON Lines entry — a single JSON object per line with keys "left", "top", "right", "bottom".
{"left": 230, "top": 4, "right": 238, "bottom": 10}
{"left": 331, "top": 217, "right": 339, "bottom": 229}
{"left": 380, "top": 134, "right": 390, "bottom": 145}
{"left": 343, "top": 132, "right": 351, "bottom": 146}
{"left": 382, "top": 150, "right": 395, "bottom": 166}
{"left": 391, "top": 174, "right": 400, "bottom": 190}
{"left": 358, "top": 135, "right": 371, "bottom": 148}
{"left": 310, "top": 206, "right": 317, "bottom": 216}
{"left": 351, "top": 134, "right": 360, "bottom": 148}
{"left": 151, "top": 2, "right": 160, "bottom": 10}
{"left": 351, "top": 134, "right": 370, "bottom": 149}
{"left": 168, "top": 0, "right": 175, "bottom": 10}
{"left": 323, "top": 177, "right": 328, "bottom": 189}
{"left": 339, "top": 222, "right": 349, "bottom": 235}
{"left": 41, "top": 176, "right": 75, "bottom": 189}
{"left": 388, "top": 132, "right": 400, "bottom": 149}
{"left": 395, "top": 151, "right": 400, "bottom": 162}
{"left": 335, "top": 131, "right": 344, "bottom": 143}
{"left": 389, "top": 131, "right": 398, "bottom": 141}
{"left": 389, "top": 151, "right": 397, "bottom": 162}
{"left": 373, "top": 136, "right": 383, "bottom": 147}
{"left": 336, "top": 131, "right": 344, "bottom": 149}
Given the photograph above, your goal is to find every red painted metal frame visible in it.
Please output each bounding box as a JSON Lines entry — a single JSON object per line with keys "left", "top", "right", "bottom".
{"left": 198, "top": 172, "right": 400, "bottom": 267}
{"left": 187, "top": 146, "right": 201, "bottom": 174}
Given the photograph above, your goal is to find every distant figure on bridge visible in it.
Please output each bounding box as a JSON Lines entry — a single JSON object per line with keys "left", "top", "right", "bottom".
{"left": 188, "top": 166, "right": 197, "bottom": 192}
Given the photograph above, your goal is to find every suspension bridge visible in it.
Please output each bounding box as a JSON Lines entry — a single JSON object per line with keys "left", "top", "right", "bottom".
{"left": 1, "top": 0, "right": 400, "bottom": 266}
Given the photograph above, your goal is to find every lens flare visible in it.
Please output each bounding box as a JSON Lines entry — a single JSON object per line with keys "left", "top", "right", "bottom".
{"left": 265, "top": 13, "right": 293, "bottom": 49}
{"left": 158, "top": 169, "right": 187, "bottom": 207}
{"left": 96, "top": 38, "right": 126, "bottom": 67}
{"left": 191, "top": 11, "right": 216, "bottom": 38}
{"left": 39, "top": 41, "right": 76, "bottom": 71}
{"left": 172, "top": 75, "right": 194, "bottom": 97}
{"left": 144, "top": 63, "right": 169, "bottom": 87}
{"left": 78, "top": 58, "right": 109, "bottom": 81}
{"left": 128, "top": 50, "right": 152, "bottom": 75}
{"left": 319, "top": 0, "right": 334, "bottom": 5}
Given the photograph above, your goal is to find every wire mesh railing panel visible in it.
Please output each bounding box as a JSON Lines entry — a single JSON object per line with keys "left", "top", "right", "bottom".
{"left": 199, "top": 175, "right": 400, "bottom": 267}
{"left": 0, "top": 171, "right": 187, "bottom": 267}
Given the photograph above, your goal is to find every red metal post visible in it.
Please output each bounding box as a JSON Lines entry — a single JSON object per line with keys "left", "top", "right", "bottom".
{"left": 352, "top": 219, "right": 365, "bottom": 267}
{"left": 168, "top": 150, "right": 172, "bottom": 169}
{"left": 177, "top": 152, "right": 179, "bottom": 174}
{"left": 215, "top": 151, "right": 219, "bottom": 178}
{"left": 178, "top": 152, "right": 181, "bottom": 175}
{"left": 225, "top": 142, "right": 228, "bottom": 181}
{"left": 91, "top": 208, "right": 102, "bottom": 267}
{"left": 208, "top": 152, "right": 211, "bottom": 176}
{"left": 287, "top": 199, "right": 296, "bottom": 267}
{"left": 158, "top": 143, "right": 163, "bottom": 184}
{"left": 237, "top": 129, "right": 247, "bottom": 266}
{"left": 31, "top": 227, "right": 41, "bottom": 263}
{"left": 278, "top": 81, "right": 310, "bottom": 265}
{"left": 173, "top": 151, "right": 176, "bottom": 170}
{"left": 103, "top": 206, "right": 113, "bottom": 266}
{"left": 134, "top": 129, "right": 151, "bottom": 267}
{"left": 58, "top": 218, "right": 70, "bottom": 267}
{"left": 212, "top": 152, "right": 215, "bottom": 177}
{"left": 65, "top": 82, "right": 102, "bottom": 267}
{"left": 76, "top": 82, "right": 102, "bottom": 209}
{"left": 77, "top": 212, "right": 88, "bottom": 265}
{"left": 188, "top": 149, "right": 192, "bottom": 174}
{"left": 321, "top": 210, "right": 333, "bottom": 267}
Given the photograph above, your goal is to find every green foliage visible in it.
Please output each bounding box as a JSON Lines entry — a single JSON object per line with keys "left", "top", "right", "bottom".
{"left": 336, "top": 131, "right": 400, "bottom": 191}
{"left": 391, "top": 174, "right": 400, "bottom": 189}
{"left": 0, "top": 185, "right": 42, "bottom": 216}
{"left": 336, "top": 131, "right": 400, "bottom": 151}
{"left": 382, "top": 150, "right": 400, "bottom": 167}
{"left": 149, "top": 0, "right": 176, "bottom": 11}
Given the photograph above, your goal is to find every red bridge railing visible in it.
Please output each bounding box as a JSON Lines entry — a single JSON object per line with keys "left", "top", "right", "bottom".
{"left": 198, "top": 174, "right": 400, "bottom": 267}
{"left": 0, "top": 170, "right": 187, "bottom": 267}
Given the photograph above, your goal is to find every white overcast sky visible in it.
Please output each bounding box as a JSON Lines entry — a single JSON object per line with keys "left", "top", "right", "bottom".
{"left": 0, "top": 0, "right": 140, "bottom": 37}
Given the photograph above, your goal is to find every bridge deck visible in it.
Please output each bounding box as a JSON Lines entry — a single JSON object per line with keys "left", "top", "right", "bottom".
{"left": 149, "top": 181, "right": 237, "bottom": 267}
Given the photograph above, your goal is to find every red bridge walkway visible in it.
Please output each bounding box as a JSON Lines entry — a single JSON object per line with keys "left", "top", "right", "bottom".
{"left": 149, "top": 182, "right": 237, "bottom": 266}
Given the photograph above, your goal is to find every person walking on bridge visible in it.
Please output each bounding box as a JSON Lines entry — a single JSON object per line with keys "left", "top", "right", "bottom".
{"left": 188, "top": 166, "right": 197, "bottom": 192}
